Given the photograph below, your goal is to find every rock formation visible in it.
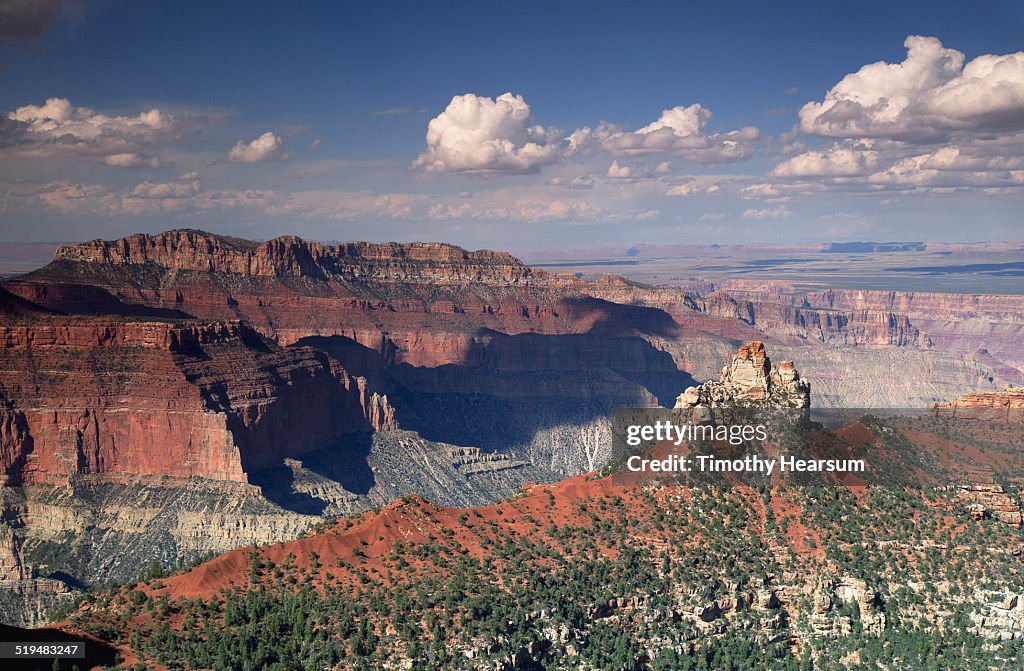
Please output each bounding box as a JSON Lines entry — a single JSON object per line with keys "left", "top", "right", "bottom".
{"left": 689, "top": 291, "right": 926, "bottom": 349}
{"left": 10, "top": 230, "right": 691, "bottom": 372}
{"left": 55, "top": 231, "right": 535, "bottom": 287}
{"left": 811, "top": 576, "right": 886, "bottom": 637}
{"left": 2, "top": 229, "right": 1021, "bottom": 630}
{"left": 0, "top": 521, "right": 73, "bottom": 626}
{"left": 958, "top": 482, "right": 1023, "bottom": 528}
{"left": 585, "top": 276, "right": 1010, "bottom": 406}
{"left": 931, "top": 387, "right": 1024, "bottom": 421}
{"left": 6, "top": 230, "right": 1013, "bottom": 408}
{"left": 973, "top": 592, "right": 1024, "bottom": 640}
{"left": 674, "top": 341, "right": 810, "bottom": 421}
{"left": 0, "top": 318, "right": 395, "bottom": 485}
{"left": 717, "top": 281, "right": 1024, "bottom": 384}
{"left": 951, "top": 467, "right": 1024, "bottom": 528}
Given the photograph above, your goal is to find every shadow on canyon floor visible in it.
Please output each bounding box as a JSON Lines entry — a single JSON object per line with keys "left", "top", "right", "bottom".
{"left": 1, "top": 280, "right": 192, "bottom": 320}
{"left": 247, "top": 434, "right": 375, "bottom": 514}
{"left": 297, "top": 330, "right": 695, "bottom": 457}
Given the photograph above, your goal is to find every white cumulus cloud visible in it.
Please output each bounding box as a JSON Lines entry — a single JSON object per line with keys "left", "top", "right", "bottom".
{"left": 607, "top": 160, "right": 633, "bottom": 179}
{"left": 766, "top": 36, "right": 1024, "bottom": 195}
{"left": 228, "top": 131, "right": 285, "bottom": 163}
{"left": 565, "top": 122, "right": 620, "bottom": 154}
{"left": 598, "top": 103, "right": 760, "bottom": 164}
{"left": 799, "top": 36, "right": 1024, "bottom": 140}
{"left": 5, "top": 97, "right": 192, "bottom": 158}
{"left": 770, "top": 144, "right": 880, "bottom": 178}
{"left": 413, "top": 93, "right": 561, "bottom": 174}
{"left": 864, "top": 149, "right": 1024, "bottom": 189}
{"left": 413, "top": 94, "right": 762, "bottom": 175}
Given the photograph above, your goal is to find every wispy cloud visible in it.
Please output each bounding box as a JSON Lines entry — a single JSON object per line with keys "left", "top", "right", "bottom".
{"left": 371, "top": 107, "right": 411, "bottom": 116}
{"left": 743, "top": 205, "right": 792, "bottom": 219}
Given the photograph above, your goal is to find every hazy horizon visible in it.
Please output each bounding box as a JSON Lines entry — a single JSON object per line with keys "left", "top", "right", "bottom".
{"left": 0, "top": 229, "right": 1022, "bottom": 252}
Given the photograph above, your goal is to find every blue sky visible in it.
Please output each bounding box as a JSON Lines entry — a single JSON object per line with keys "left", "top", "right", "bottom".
{"left": 1, "top": 0, "right": 1022, "bottom": 250}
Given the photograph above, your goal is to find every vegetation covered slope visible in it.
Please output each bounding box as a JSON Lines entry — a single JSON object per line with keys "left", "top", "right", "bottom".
{"left": 49, "top": 415, "right": 1024, "bottom": 670}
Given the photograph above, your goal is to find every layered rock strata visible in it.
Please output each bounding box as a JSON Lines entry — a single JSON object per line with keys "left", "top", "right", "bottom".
{"left": 931, "top": 387, "right": 1024, "bottom": 421}
{"left": 674, "top": 341, "right": 810, "bottom": 421}
{"left": 0, "top": 318, "right": 394, "bottom": 485}
{"left": 10, "top": 231, "right": 693, "bottom": 374}
{"left": 6, "top": 230, "right": 1013, "bottom": 408}
{"left": 717, "top": 281, "right": 1024, "bottom": 383}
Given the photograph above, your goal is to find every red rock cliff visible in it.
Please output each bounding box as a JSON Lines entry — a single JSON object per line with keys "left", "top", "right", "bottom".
{"left": 54, "top": 230, "right": 531, "bottom": 284}
{"left": 931, "top": 387, "right": 1024, "bottom": 421}
{"left": 20, "top": 231, "right": 689, "bottom": 371}
{"left": 0, "top": 318, "right": 394, "bottom": 485}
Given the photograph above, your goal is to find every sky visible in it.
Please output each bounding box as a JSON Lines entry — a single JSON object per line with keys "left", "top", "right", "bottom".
{"left": 0, "top": 0, "right": 1022, "bottom": 251}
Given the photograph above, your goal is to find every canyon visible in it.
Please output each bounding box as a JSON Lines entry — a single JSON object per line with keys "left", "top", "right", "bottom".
{"left": 715, "top": 280, "right": 1024, "bottom": 385}
{"left": 0, "top": 317, "right": 394, "bottom": 485}
{"left": 41, "top": 399, "right": 1024, "bottom": 669}
{"left": 0, "top": 229, "right": 1020, "bottom": 628}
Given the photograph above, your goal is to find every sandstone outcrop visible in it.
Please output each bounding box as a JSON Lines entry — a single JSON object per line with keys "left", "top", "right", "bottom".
{"left": 931, "top": 387, "right": 1024, "bottom": 421}
{"left": 56, "top": 230, "right": 532, "bottom": 284}
{"left": 8, "top": 230, "right": 1013, "bottom": 411}
{"left": 951, "top": 467, "right": 1023, "bottom": 528}
{"left": 13, "top": 231, "right": 691, "bottom": 374}
{"left": 0, "top": 522, "right": 73, "bottom": 626}
{"left": 689, "top": 291, "right": 926, "bottom": 349}
{"left": 674, "top": 342, "right": 810, "bottom": 421}
{"left": 580, "top": 276, "right": 1010, "bottom": 406}
{"left": 6, "top": 231, "right": 701, "bottom": 485}
{"left": 958, "top": 483, "right": 1023, "bottom": 528}
{"left": 811, "top": 576, "right": 886, "bottom": 637}
{"left": 973, "top": 591, "right": 1024, "bottom": 640}
{"left": 0, "top": 318, "right": 395, "bottom": 485}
